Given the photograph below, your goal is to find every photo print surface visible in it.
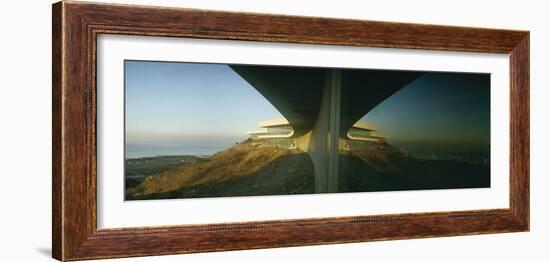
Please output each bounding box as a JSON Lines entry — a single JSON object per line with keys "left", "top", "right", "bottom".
{"left": 124, "top": 60, "right": 490, "bottom": 201}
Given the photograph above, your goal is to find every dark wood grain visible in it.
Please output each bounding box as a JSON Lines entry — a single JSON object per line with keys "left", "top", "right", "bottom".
{"left": 509, "top": 35, "right": 530, "bottom": 226}
{"left": 52, "top": 2, "right": 63, "bottom": 260}
{"left": 52, "top": 1, "right": 530, "bottom": 261}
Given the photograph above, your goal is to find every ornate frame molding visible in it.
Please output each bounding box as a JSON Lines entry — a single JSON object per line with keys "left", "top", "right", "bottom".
{"left": 53, "top": 1, "right": 529, "bottom": 261}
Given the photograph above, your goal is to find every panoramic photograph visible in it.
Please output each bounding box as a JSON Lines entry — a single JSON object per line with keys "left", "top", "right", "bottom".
{"left": 124, "top": 60, "right": 490, "bottom": 201}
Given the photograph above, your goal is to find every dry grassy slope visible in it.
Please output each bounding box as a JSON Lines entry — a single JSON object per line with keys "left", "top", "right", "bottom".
{"left": 338, "top": 142, "right": 490, "bottom": 192}
{"left": 129, "top": 141, "right": 292, "bottom": 197}
{"left": 347, "top": 142, "right": 414, "bottom": 173}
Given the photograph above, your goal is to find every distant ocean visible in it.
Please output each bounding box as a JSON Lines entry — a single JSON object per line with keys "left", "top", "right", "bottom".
{"left": 125, "top": 143, "right": 234, "bottom": 159}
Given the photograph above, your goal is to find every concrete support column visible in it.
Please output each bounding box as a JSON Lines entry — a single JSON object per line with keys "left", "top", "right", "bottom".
{"left": 308, "top": 69, "right": 341, "bottom": 193}
{"left": 327, "top": 69, "right": 341, "bottom": 192}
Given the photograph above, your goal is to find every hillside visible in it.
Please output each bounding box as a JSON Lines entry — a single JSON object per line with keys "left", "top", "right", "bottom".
{"left": 126, "top": 140, "right": 315, "bottom": 200}
{"left": 125, "top": 140, "right": 490, "bottom": 200}
{"left": 125, "top": 155, "right": 205, "bottom": 188}
{"left": 339, "top": 142, "right": 490, "bottom": 192}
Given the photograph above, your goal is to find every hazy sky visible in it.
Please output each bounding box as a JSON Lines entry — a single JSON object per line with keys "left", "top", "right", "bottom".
{"left": 126, "top": 61, "right": 490, "bottom": 146}
{"left": 363, "top": 72, "right": 490, "bottom": 145}
{"left": 125, "top": 61, "right": 282, "bottom": 144}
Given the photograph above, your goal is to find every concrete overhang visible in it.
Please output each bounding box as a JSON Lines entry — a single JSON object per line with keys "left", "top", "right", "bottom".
{"left": 246, "top": 129, "right": 267, "bottom": 135}
{"left": 231, "top": 65, "right": 423, "bottom": 138}
{"left": 351, "top": 121, "right": 377, "bottom": 131}
{"left": 258, "top": 118, "right": 290, "bottom": 128}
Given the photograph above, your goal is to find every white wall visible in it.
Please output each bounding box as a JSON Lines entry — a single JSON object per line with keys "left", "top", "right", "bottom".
{"left": 0, "top": 0, "right": 547, "bottom": 261}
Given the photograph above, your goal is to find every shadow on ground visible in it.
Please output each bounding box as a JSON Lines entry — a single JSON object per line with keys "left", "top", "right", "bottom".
{"left": 125, "top": 141, "right": 490, "bottom": 200}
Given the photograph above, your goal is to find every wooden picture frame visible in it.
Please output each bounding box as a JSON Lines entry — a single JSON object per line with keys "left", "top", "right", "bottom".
{"left": 52, "top": 1, "right": 529, "bottom": 261}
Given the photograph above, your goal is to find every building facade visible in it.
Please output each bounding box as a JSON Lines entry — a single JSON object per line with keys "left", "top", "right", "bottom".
{"left": 247, "top": 118, "right": 386, "bottom": 151}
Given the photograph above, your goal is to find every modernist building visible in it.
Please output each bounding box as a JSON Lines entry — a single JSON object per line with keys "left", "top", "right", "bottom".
{"left": 247, "top": 118, "right": 386, "bottom": 151}
{"left": 343, "top": 121, "right": 387, "bottom": 150}
{"left": 247, "top": 119, "right": 298, "bottom": 149}
{"left": 232, "top": 65, "right": 419, "bottom": 192}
